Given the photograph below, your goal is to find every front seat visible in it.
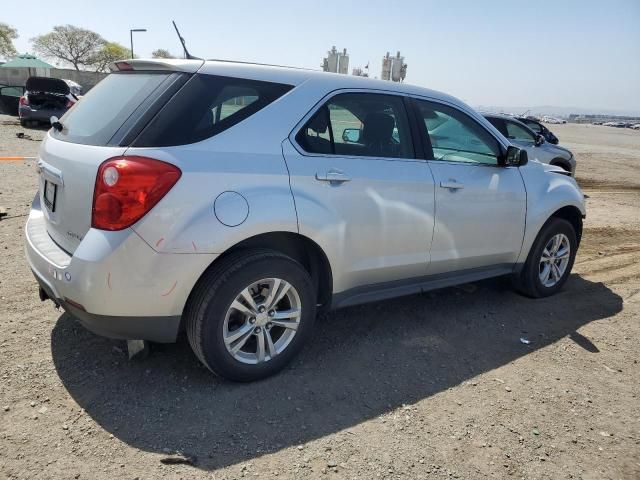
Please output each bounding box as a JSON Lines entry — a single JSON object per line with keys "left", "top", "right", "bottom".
{"left": 303, "top": 109, "right": 332, "bottom": 154}
{"left": 361, "top": 112, "right": 396, "bottom": 158}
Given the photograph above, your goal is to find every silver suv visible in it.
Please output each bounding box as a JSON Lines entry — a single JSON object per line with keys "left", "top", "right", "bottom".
{"left": 484, "top": 114, "right": 576, "bottom": 175}
{"left": 25, "top": 59, "right": 586, "bottom": 381}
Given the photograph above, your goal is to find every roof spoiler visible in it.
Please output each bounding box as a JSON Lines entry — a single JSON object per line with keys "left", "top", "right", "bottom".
{"left": 109, "top": 58, "right": 204, "bottom": 73}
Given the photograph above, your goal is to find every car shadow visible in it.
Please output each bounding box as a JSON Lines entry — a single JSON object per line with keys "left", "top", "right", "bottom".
{"left": 51, "top": 274, "right": 622, "bottom": 470}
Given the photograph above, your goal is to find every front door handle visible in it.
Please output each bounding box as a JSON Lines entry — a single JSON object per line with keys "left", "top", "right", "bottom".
{"left": 315, "top": 171, "right": 351, "bottom": 184}
{"left": 440, "top": 180, "right": 464, "bottom": 190}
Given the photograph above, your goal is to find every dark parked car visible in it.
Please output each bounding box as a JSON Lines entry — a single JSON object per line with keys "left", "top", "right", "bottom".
{"left": 516, "top": 117, "right": 559, "bottom": 144}
{"left": 18, "top": 77, "right": 81, "bottom": 127}
{"left": 0, "top": 84, "right": 25, "bottom": 115}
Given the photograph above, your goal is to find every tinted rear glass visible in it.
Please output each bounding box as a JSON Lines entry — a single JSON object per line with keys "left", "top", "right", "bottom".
{"left": 133, "top": 74, "right": 293, "bottom": 147}
{"left": 51, "top": 72, "right": 173, "bottom": 146}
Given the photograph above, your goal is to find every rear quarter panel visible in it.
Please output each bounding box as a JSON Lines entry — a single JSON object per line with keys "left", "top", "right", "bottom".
{"left": 128, "top": 83, "right": 319, "bottom": 255}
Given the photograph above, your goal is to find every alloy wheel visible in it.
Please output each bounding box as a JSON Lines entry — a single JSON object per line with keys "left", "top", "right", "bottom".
{"left": 223, "top": 278, "right": 301, "bottom": 364}
{"left": 539, "top": 233, "right": 571, "bottom": 287}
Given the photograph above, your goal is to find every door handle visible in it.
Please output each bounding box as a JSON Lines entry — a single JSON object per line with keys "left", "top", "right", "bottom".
{"left": 440, "top": 180, "right": 464, "bottom": 190}
{"left": 315, "top": 171, "right": 351, "bottom": 184}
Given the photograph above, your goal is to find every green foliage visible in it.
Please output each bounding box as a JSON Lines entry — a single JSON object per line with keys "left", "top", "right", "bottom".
{"left": 0, "top": 23, "right": 18, "bottom": 58}
{"left": 152, "top": 49, "right": 174, "bottom": 59}
{"left": 92, "top": 42, "right": 130, "bottom": 72}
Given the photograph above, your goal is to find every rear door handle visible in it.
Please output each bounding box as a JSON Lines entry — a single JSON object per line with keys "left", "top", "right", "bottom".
{"left": 440, "top": 180, "right": 464, "bottom": 190}
{"left": 315, "top": 171, "right": 351, "bottom": 184}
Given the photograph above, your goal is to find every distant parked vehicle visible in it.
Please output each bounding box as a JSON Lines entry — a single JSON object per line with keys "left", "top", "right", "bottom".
{"left": 542, "top": 116, "right": 566, "bottom": 124}
{"left": 18, "top": 77, "right": 82, "bottom": 127}
{"left": 0, "top": 84, "right": 25, "bottom": 115}
{"left": 517, "top": 117, "right": 559, "bottom": 144}
{"left": 484, "top": 114, "right": 576, "bottom": 175}
{"left": 630, "top": 124, "right": 640, "bottom": 130}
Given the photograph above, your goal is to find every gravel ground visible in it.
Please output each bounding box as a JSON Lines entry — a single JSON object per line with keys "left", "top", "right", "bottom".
{"left": 1, "top": 117, "right": 639, "bottom": 479}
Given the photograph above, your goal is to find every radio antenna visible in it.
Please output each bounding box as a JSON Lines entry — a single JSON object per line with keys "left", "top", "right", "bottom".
{"left": 172, "top": 21, "right": 201, "bottom": 60}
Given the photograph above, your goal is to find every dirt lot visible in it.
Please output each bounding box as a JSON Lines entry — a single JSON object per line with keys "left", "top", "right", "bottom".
{"left": 1, "top": 117, "right": 639, "bottom": 480}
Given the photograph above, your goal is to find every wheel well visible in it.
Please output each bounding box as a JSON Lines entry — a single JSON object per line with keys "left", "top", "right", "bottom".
{"left": 550, "top": 158, "right": 571, "bottom": 172}
{"left": 550, "top": 206, "right": 583, "bottom": 246}
{"left": 213, "top": 232, "right": 333, "bottom": 311}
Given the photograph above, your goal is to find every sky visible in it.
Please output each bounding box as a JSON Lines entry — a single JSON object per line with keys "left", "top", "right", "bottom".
{"left": 4, "top": 0, "right": 640, "bottom": 113}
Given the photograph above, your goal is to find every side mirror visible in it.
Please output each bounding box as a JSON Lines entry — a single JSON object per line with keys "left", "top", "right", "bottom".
{"left": 535, "top": 134, "right": 545, "bottom": 146}
{"left": 505, "top": 145, "right": 528, "bottom": 166}
{"left": 342, "top": 128, "right": 361, "bottom": 143}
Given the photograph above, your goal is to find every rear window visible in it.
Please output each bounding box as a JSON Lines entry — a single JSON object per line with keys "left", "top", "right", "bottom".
{"left": 133, "top": 74, "right": 293, "bottom": 147}
{"left": 52, "top": 72, "right": 174, "bottom": 146}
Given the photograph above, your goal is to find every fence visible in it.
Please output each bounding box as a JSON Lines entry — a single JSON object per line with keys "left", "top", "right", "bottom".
{"left": 0, "top": 67, "right": 108, "bottom": 93}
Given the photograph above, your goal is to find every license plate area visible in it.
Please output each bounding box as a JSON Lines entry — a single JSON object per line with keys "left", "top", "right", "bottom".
{"left": 43, "top": 180, "right": 57, "bottom": 212}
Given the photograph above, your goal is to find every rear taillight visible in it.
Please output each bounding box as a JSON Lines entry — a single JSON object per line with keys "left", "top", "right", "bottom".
{"left": 19, "top": 96, "right": 28, "bottom": 106}
{"left": 65, "top": 99, "right": 75, "bottom": 108}
{"left": 92, "top": 156, "right": 181, "bottom": 231}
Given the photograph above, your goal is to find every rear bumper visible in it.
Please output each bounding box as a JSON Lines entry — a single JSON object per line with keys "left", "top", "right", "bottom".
{"left": 24, "top": 195, "right": 216, "bottom": 342}
{"left": 19, "top": 106, "right": 67, "bottom": 121}
{"left": 34, "top": 275, "right": 180, "bottom": 342}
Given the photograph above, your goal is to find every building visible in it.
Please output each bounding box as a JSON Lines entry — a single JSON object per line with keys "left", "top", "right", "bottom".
{"left": 381, "top": 51, "right": 407, "bottom": 82}
{"left": 322, "top": 46, "right": 349, "bottom": 74}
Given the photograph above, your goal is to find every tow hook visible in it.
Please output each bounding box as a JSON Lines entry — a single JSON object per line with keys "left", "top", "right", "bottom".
{"left": 38, "top": 286, "right": 48, "bottom": 302}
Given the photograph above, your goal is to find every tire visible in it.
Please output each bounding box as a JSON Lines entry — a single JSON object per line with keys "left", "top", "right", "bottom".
{"left": 513, "top": 217, "right": 577, "bottom": 298}
{"left": 550, "top": 160, "right": 571, "bottom": 173}
{"left": 185, "top": 249, "right": 316, "bottom": 382}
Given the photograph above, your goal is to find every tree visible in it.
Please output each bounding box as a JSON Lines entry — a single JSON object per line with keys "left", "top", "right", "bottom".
{"left": 152, "top": 49, "right": 175, "bottom": 59}
{"left": 92, "top": 42, "right": 130, "bottom": 72}
{"left": 0, "top": 23, "right": 18, "bottom": 58}
{"left": 32, "top": 25, "right": 105, "bottom": 70}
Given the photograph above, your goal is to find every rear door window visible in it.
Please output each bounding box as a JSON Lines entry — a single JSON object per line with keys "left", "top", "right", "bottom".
{"left": 134, "top": 75, "right": 293, "bottom": 147}
{"left": 297, "top": 92, "right": 414, "bottom": 159}
{"left": 51, "top": 72, "right": 175, "bottom": 146}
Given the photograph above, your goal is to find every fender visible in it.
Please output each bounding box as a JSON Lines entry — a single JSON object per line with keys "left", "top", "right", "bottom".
{"left": 516, "top": 163, "right": 586, "bottom": 265}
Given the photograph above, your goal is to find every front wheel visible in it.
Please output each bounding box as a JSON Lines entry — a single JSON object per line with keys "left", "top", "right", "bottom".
{"left": 185, "top": 249, "right": 316, "bottom": 382}
{"left": 514, "top": 217, "right": 577, "bottom": 298}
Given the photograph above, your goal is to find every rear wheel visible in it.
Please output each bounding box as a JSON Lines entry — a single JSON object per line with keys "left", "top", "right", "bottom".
{"left": 514, "top": 217, "right": 577, "bottom": 297}
{"left": 185, "top": 249, "right": 316, "bottom": 382}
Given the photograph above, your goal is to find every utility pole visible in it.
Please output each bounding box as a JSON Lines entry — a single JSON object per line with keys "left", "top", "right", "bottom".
{"left": 130, "top": 28, "right": 147, "bottom": 58}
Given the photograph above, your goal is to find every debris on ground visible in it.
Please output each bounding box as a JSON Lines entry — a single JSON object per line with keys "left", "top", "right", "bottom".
{"left": 159, "top": 453, "right": 196, "bottom": 466}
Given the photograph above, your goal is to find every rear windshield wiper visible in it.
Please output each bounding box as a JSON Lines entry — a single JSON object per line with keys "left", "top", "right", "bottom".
{"left": 50, "top": 116, "right": 63, "bottom": 132}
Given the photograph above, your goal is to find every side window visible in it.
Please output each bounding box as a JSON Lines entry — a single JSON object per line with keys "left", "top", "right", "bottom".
{"left": 416, "top": 100, "right": 501, "bottom": 165}
{"left": 297, "top": 106, "right": 332, "bottom": 154}
{"left": 524, "top": 120, "right": 542, "bottom": 134}
{"left": 211, "top": 86, "right": 259, "bottom": 124}
{"left": 297, "top": 92, "right": 414, "bottom": 159}
{"left": 506, "top": 120, "right": 536, "bottom": 143}
{"left": 135, "top": 75, "right": 292, "bottom": 147}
